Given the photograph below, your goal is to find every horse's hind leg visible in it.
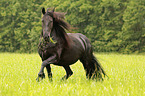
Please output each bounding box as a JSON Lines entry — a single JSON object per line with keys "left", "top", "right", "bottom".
{"left": 46, "top": 65, "right": 52, "bottom": 81}
{"left": 62, "top": 65, "right": 73, "bottom": 80}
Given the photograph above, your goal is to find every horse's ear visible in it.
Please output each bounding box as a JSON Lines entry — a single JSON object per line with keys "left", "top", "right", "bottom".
{"left": 52, "top": 7, "right": 55, "bottom": 12}
{"left": 42, "top": 8, "right": 45, "bottom": 15}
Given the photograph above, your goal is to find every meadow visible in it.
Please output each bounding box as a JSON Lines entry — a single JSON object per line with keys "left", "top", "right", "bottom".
{"left": 0, "top": 53, "right": 145, "bottom": 96}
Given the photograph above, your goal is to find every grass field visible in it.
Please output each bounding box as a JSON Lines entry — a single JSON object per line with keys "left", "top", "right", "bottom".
{"left": 0, "top": 53, "right": 145, "bottom": 96}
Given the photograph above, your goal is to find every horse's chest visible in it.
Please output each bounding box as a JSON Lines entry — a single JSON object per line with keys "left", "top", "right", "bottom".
{"left": 38, "top": 42, "right": 57, "bottom": 59}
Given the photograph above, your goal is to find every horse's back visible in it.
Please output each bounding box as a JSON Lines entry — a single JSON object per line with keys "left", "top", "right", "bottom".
{"left": 68, "top": 33, "right": 93, "bottom": 58}
{"left": 67, "top": 33, "right": 92, "bottom": 51}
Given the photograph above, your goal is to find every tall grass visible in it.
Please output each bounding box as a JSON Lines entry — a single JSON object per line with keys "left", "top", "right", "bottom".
{"left": 0, "top": 53, "right": 145, "bottom": 96}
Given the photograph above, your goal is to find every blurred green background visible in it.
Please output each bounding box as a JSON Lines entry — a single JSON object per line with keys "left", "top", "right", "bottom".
{"left": 0, "top": 0, "right": 144, "bottom": 53}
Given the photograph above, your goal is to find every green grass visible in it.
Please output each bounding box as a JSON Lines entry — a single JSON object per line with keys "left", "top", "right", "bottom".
{"left": 0, "top": 53, "right": 145, "bottom": 96}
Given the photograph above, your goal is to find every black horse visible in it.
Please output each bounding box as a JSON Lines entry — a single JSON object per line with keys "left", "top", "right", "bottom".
{"left": 36, "top": 8, "right": 107, "bottom": 81}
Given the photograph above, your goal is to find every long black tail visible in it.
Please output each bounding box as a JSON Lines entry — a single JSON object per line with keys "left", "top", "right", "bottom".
{"left": 86, "top": 55, "right": 108, "bottom": 80}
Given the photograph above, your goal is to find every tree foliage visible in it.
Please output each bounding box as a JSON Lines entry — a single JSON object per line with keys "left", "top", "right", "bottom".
{"left": 0, "top": 0, "right": 144, "bottom": 53}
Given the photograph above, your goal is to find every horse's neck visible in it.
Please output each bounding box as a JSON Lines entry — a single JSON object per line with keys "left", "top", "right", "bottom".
{"left": 51, "top": 29, "right": 63, "bottom": 43}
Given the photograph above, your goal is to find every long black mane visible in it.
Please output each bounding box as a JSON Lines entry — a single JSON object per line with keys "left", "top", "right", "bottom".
{"left": 48, "top": 11, "right": 71, "bottom": 47}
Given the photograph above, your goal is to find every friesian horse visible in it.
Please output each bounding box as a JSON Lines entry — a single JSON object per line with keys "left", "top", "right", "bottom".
{"left": 36, "top": 8, "right": 107, "bottom": 81}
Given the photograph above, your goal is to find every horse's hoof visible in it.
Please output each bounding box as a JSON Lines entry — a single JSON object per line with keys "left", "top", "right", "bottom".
{"left": 61, "top": 75, "right": 67, "bottom": 81}
{"left": 48, "top": 78, "right": 53, "bottom": 82}
{"left": 36, "top": 76, "right": 44, "bottom": 82}
{"left": 36, "top": 73, "right": 45, "bottom": 82}
{"left": 38, "top": 73, "right": 45, "bottom": 78}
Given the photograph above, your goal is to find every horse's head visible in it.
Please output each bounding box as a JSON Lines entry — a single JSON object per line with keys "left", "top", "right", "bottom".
{"left": 41, "top": 8, "right": 54, "bottom": 41}
{"left": 41, "top": 8, "right": 71, "bottom": 46}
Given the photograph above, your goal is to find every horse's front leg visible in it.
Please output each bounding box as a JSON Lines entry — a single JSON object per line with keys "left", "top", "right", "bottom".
{"left": 36, "top": 55, "right": 57, "bottom": 82}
